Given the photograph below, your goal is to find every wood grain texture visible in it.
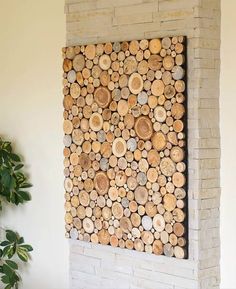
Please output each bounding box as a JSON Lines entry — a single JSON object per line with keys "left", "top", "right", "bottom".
{"left": 63, "top": 36, "right": 187, "bottom": 258}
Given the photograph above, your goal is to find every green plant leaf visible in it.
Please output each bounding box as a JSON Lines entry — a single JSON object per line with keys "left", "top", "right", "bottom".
{"left": 19, "top": 244, "right": 33, "bottom": 252}
{"left": 14, "top": 164, "right": 24, "bottom": 171}
{"left": 0, "top": 241, "right": 10, "bottom": 246}
{"left": 6, "top": 231, "right": 17, "bottom": 243}
{"left": 10, "top": 154, "right": 21, "bottom": 162}
{"left": 5, "top": 260, "right": 18, "bottom": 270}
{"left": 18, "top": 191, "right": 31, "bottom": 201}
{"left": 17, "top": 248, "right": 29, "bottom": 262}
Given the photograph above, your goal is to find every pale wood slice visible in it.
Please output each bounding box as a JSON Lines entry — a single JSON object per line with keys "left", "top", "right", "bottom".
{"left": 120, "top": 217, "right": 132, "bottom": 233}
{"left": 115, "top": 171, "right": 127, "bottom": 187}
{"left": 138, "top": 60, "right": 148, "bottom": 75}
{"left": 175, "top": 80, "right": 185, "bottom": 93}
{"left": 173, "top": 119, "right": 184, "bottom": 133}
{"left": 70, "top": 83, "right": 81, "bottom": 99}
{"left": 170, "top": 146, "right": 184, "bottom": 163}
{"left": 77, "top": 205, "right": 86, "bottom": 219}
{"left": 153, "top": 214, "right": 165, "bottom": 232}
{"left": 129, "top": 40, "right": 139, "bottom": 55}
{"left": 97, "top": 195, "right": 106, "bottom": 208}
{"left": 151, "top": 80, "right": 164, "bottom": 96}
{"left": 141, "top": 231, "right": 154, "bottom": 245}
{"left": 131, "top": 212, "right": 141, "bottom": 227}
{"left": 102, "top": 207, "right": 112, "bottom": 220}
{"left": 127, "top": 138, "right": 137, "bottom": 152}
{"left": 73, "top": 217, "right": 82, "bottom": 230}
{"left": 169, "top": 233, "right": 178, "bottom": 246}
{"left": 99, "top": 54, "right": 111, "bottom": 70}
{"left": 110, "top": 235, "right": 119, "bottom": 247}
{"left": 163, "top": 56, "right": 175, "bottom": 71}
{"left": 108, "top": 187, "right": 118, "bottom": 201}
{"left": 112, "top": 137, "right": 127, "bottom": 157}
{"left": 134, "top": 186, "right": 148, "bottom": 205}
{"left": 148, "top": 95, "right": 158, "bottom": 109}
{"left": 149, "top": 39, "right": 161, "bottom": 54}
{"left": 167, "top": 131, "right": 178, "bottom": 145}
{"left": 124, "top": 56, "right": 137, "bottom": 74}
{"left": 137, "top": 91, "right": 148, "bottom": 105}
{"left": 154, "top": 106, "right": 166, "bottom": 122}
{"left": 147, "top": 168, "right": 158, "bottom": 183}
{"left": 94, "top": 171, "right": 109, "bottom": 195}
{"left": 163, "top": 194, "right": 177, "bottom": 212}
{"left": 65, "top": 212, "right": 73, "bottom": 224}
{"left": 174, "top": 188, "right": 186, "bottom": 200}
{"left": 178, "top": 237, "right": 186, "bottom": 247}
{"left": 162, "top": 71, "right": 172, "bottom": 85}
{"left": 134, "top": 239, "right": 144, "bottom": 252}
{"left": 127, "top": 176, "right": 138, "bottom": 190}
{"left": 173, "top": 208, "right": 185, "bottom": 222}
{"left": 173, "top": 222, "right": 185, "bottom": 237}
{"left": 139, "top": 39, "right": 149, "bottom": 50}
{"left": 98, "top": 229, "right": 110, "bottom": 245}
{"left": 134, "top": 116, "right": 153, "bottom": 140}
{"left": 85, "top": 44, "right": 96, "bottom": 60}
{"left": 64, "top": 178, "right": 73, "bottom": 192}
{"left": 148, "top": 55, "right": 162, "bottom": 71}
{"left": 175, "top": 42, "right": 184, "bottom": 54}
{"left": 94, "top": 87, "right": 111, "bottom": 108}
{"left": 128, "top": 73, "right": 143, "bottom": 95}
{"left": 70, "top": 152, "right": 79, "bottom": 166}
{"left": 162, "top": 37, "right": 171, "bottom": 49}
{"left": 125, "top": 239, "right": 134, "bottom": 250}
{"left": 91, "top": 233, "right": 98, "bottom": 244}
{"left": 112, "top": 202, "right": 124, "bottom": 219}
{"left": 67, "top": 70, "right": 76, "bottom": 83}
{"left": 63, "top": 58, "right": 72, "bottom": 72}
{"left": 145, "top": 202, "right": 157, "bottom": 217}
{"left": 164, "top": 85, "right": 176, "bottom": 99}
{"left": 73, "top": 54, "right": 85, "bottom": 72}
{"left": 160, "top": 157, "right": 176, "bottom": 177}
{"left": 63, "top": 120, "right": 73, "bottom": 134}
{"left": 89, "top": 112, "right": 103, "bottom": 131}
{"left": 64, "top": 95, "right": 74, "bottom": 111}
{"left": 129, "top": 201, "right": 138, "bottom": 213}
{"left": 175, "top": 54, "right": 185, "bottom": 66}
{"left": 79, "top": 190, "right": 90, "bottom": 207}
{"left": 83, "top": 217, "right": 94, "bottom": 233}
{"left": 147, "top": 149, "right": 160, "bottom": 167}
{"left": 153, "top": 239, "right": 163, "bottom": 255}
{"left": 152, "top": 132, "right": 167, "bottom": 151}
{"left": 100, "top": 71, "right": 110, "bottom": 86}
{"left": 160, "top": 231, "right": 169, "bottom": 244}
{"left": 142, "top": 215, "right": 152, "bottom": 231}
{"left": 171, "top": 103, "right": 185, "bottom": 120}
{"left": 164, "top": 243, "right": 174, "bottom": 257}
{"left": 172, "top": 172, "right": 186, "bottom": 188}
{"left": 174, "top": 246, "right": 185, "bottom": 259}
{"left": 117, "top": 100, "right": 129, "bottom": 116}
{"left": 172, "top": 66, "right": 185, "bottom": 80}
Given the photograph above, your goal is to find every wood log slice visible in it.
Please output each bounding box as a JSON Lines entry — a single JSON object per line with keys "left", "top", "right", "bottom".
{"left": 112, "top": 202, "right": 124, "bottom": 219}
{"left": 94, "top": 171, "right": 109, "bottom": 195}
{"left": 148, "top": 55, "right": 162, "bottom": 71}
{"left": 160, "top": 157, "right": 176, "bottom": 177}
{"left": 163, "top": 194, "right": 177, "bottom": 212}
{"left": 98, "top": 229, "right": 110, "bottom": 245}
{"left": 128, "top": 73, "right": 143, "bottom": 95}
{"left": 151, "top": 80, "right": 164, "bottom": 96}
{"left": 73, "top": 54, "right": 85, "bottom": 72}
{"left": 99, "top": 54, "right": 111, "bottom": 70}
{"left": 94, "top": 87, "right": 111, "bottom": 108}
{"left": 112, "top": 137, "right": 127, "bottom": 157}
{"left": 134, "top": 186, "right": 148, "bottom": 205}
{"left": 153, "top": 214, "right": 165, "bottom": 232}
{"left": 172, "top": 172, "right": 186, "bottom": 188}
{"left": 83, "top": 217, "right": 94, "bottom": 233}
{"left": 153, "top": 239, "right": 163, "bottom": 255}
{"left": 89, "top": 112, "right": 103, "bottom": 131}
{"left": 152, "top": 132, "right": 167, "bottom": 151}
{"left": 149, "top": 39, "right": 161, "bottom": 54}
{"left": 120, "top": 217, "right": 132, "bottom": 233}
{"left": 134, "top": 116, "right": 153, "bottom": 140}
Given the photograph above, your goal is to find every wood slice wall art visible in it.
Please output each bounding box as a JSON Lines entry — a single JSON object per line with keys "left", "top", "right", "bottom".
{"left": 62, "top": 36, "right": 188, "bottom": 259}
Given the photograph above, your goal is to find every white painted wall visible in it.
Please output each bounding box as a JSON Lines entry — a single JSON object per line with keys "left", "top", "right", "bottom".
{"left": 0, "top": 1, "right": 68, "bottom": 289}
{"left": 220, "top": 1, "right": 236, "bottom": 289}
{"left": 0, "top": 0, "right": 235, "bottom": 288}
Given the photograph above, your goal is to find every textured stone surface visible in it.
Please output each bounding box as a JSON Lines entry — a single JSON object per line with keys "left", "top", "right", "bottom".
{"left": 65, "top": 0, "right": 221, "bottom": 288}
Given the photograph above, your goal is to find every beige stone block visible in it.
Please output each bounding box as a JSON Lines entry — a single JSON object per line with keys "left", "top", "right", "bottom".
{"left": 159, "top": 0, "right": 198, "bottom": 11}
{"left": 153, "top": 9, "right": 193, "bottom": 22}
{"left": 113, "top": 12, "right": 153, "bottom": 26}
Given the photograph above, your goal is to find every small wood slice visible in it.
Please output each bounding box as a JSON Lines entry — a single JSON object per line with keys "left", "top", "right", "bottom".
{"left": 152, "top": 132, "right": 167, "bottom": 151}
{"left": 171, "top": 103, "right": 185, "bottom": 120}
{"left": 89, "top": 112, "right": 103, "bottom": 131}
{"left": 134, "top": 116, "right": 153, "bottom": 140}
{"left": 112, "top": 202, "right": 124, "bottom": 220}
{"left": 134, "top": 186, "right": 148, "bottom": 205}
{"left": 163, "top": 194, "right": 177, "bottom": 212}
{"left": 154, "top": 106, "right": 166, "bottom": 122}
{"left": 173, "top": 208, "right": 185, "bottom": 223}
{"left": 83, "top": 217, "right": 94, "bottom": 233}
{"left": 134, "top": 239, "right": 144, "bottom": 252}
{"left": 63, "top": 59, "right": 72, "bottom": 72}
{"left": 117, "top": 100, "right": 129, "bottom": 116}
{"left": 70, "top": 83, "right": 81, "bottom": 99}
{"left": 73, "top": 54, "right": 85, "bottom": 71}
{"left": 173, "top": 222, "right": 185, "bottom": 237}
{"left": 94, "top": 87, "right": 111, "bottom": 108}
{"left": 147, "top": 149, "right": 160, "bottom": 167}
{"left": 145, "top": 202, "right": 157, "bottom": 217}
{"left": 79, "top": 191, "right": 90, "bottom": 207}
{"left": 172, "top": 172, "right": 186, "bottom": 188}
{"left": 63, "top": 120, "right": 73, "bottom": 134}
{"left": 147, "top": 168, "right": 158, "bottom": 183}
{"left": 128, "top": 73, "right": 143, "bottom": 95}
{"left": 163, "top": 56, "right": 175, "bottom": 71}
{"left": 153, "top": 214, "right": 165, "bottom": 232}
{"left": 170, "top": 147, "right": 184, "bottom": 162}
{"left": 153, "top": 239, "right": 163, "bottom": 255}
{"left": 131, "top": 213, "right": 141, "bottom": 227}
{"left": 160, "top": 157, "right": 176, "bottom": 177}
{"left": 85, "top": 44, "right": 96, "bottom": 60}
{"left": 129, "top": 40, "right": 139, "bottom": 55}
{"left": 99, "top": 55, "right": 111, "bottom": 70}
{"left": 98, "top": 229, "right": 110, "bottom": 245}
{"left": 63, "top": 95, "right": 73, "bottom": 110}
{"left": 151, "top": 80, "right": 164, "bottom": 96}
{"left": 94, "top": 172, "right": 109, "bottom": 195}
{"left": 164, "top": 243, "right": 174, "bottom": 257}
{"left": 120, "top": 217, "right": 132, "bottom": 233}
{"left": 149, "top": 39, "right": 161, "bottom": 54}
{"left": 148, "top": 55, "right": 162, "bottom": 71}
{"left": 110, "top": 235, "right": 119, "bottom": 247}
{"left": 141, "top": 231, "right": 154, "bottom": 245}
{"left": 124, "top": 56, "right": 137, "bottom": 75}
{"left": 142, "top": 215, "right": 152, "bottom": 231}
{"left": 112, "top": 138, "right": 127, "bottom": 157}
{"left": 64, "top": 178, "right": 73, "bottom": 192}
{"left": 174, "top": 246, "right": 185, "bottom": 259}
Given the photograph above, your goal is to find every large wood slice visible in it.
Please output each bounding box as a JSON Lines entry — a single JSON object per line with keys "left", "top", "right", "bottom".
{"left": 124, "top": 56, "right": 137, "bottom": 74}
{"left": 149, "top": 39, "right": 161, "bottom": 54}
{"left": 120, "top": 217, "right": 132, "bottom": 233}
{"left": 151, "top": 80, "right": 164, "bottom": 96}
{"left": 83, "top": 217, "right": 94, "bottom": 233}
{"left": 154, "top": 106, "right": 166, "bottom": 122}
{"left": 112, "top": 202, "right": 124, "bottom": 219}
{"left": 163, "top": 194, "right": 177, "bottom": 212}
{"left": 134, "top": 116, "right": 153, "bottom": 140}
{"left": 128, "top": 73, "right": 143, "bottom": 95}
{"left": 85, "top": 44, "right": 96, "bottom": 60}
{"left": 94, "top": 87, "right": 111, "bottom": 108}
{"left": 160, "top": 157, "right": 176, "bottom": 177}
{"left": 73, "top": 54, "right": 85, "bottom": 71}
{"left": 94, "top": 171, "right": 109, "bottom": 195}
{"left": 148, "top": 55, "right": 162, "bottom": 71}
{"left": 98, "top": 229, "right": 110, "bottom": 245}
{"left": 153, "top": 214, "right": 165, "bottom": 232}
{"left": 153, "top": 239, "right": 163, "bottom": 255}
